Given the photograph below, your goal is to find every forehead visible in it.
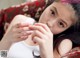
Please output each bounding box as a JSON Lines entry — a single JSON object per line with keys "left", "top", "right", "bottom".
{"left": 50, "top": 2, "right": 76, "bottom": 25}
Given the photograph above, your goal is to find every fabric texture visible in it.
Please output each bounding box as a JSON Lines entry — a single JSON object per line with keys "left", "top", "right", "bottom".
{"left": 0, "top": 0, "right": 46, "bottom": 40}
{"left": 7, "top": 41, "right": 40, "bottom": 58}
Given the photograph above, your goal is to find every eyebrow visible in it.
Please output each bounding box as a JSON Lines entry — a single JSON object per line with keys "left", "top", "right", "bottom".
{"left": 52, "top": 6, "right": 68, "bottom": 27}
{"left": 53, "top": 7, "right": 67, "bottom": 26}
{"left": 52, "top": 6, "right": 58, "bottom": 15}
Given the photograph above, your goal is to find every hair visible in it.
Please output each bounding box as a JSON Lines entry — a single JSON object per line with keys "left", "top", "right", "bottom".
{"left": 60, "top": 3, "right": 80, "bottom": 34}
{"left": 46, "top": 0, "right": 55, "bottom": 7}
{"left": 42, "top": 1, "right": 80, "bottom": 50}
{"left": 54, "top": 2, "right": 80, "bottom": 56}
{"left": 54, "top": 4, "right": 80, "bottom": 43}
{"left": 71, "top": 3, "right": 80, "bottom": 32}
{"left": 35, "top": 1, "right": 80, "bottom": 58}
{"left": 34, "top": 0, "right": 55, "bottom": 22}
{"left": 35, "top": 0, "right": 80, "bottom": 39}
{"left": 46, "top": 1, "right": 80, "bottom": 38}
{"left": 47, "top": 0, "right": 80, "bottom": 31}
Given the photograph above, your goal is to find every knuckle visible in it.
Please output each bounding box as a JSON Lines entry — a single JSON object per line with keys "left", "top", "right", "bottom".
{"left": 42, "top": 23, "right": 47, "bottom": 27}
{"left": 36, "top": 26, "right": 41, "bottom": 29}
{"left": 19, "top": 28, "right": 23, "bottom": 31}
{"left": 12, "top": 28, "right": 16, "bottom": 32}
{"left": 34, "top": 30, "right": 38, "bottom": 33}
{"left": 38, "top": 26, "right": 42, "bottom": 29}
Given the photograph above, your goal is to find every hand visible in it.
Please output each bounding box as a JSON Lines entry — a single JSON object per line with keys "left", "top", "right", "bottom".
{"left": 0, "top": 14, "right": 35, "bottom": 50}
{"left": 29, "top": 23, "right": 53, "bottom": 58}
{"left": 2, "top": 23, "right": 32, "bottom": 44}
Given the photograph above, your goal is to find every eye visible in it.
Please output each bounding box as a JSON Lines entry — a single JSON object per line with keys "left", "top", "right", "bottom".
{"left": 50, "top": 9, "right": 55, "bottom": 16}
{"left": 58, "top": 21, "right": 65, "bottom": 28}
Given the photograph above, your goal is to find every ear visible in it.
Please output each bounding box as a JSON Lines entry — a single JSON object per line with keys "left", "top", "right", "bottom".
{"left": 4, "top": 22, "right": 10, "bottom": 32}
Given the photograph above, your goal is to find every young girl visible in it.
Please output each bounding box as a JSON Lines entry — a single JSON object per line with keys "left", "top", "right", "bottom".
{"left": 0, "top": 0, "right": 80, "bottom": 58}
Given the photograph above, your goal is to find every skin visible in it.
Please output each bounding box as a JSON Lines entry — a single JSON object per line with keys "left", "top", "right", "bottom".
{"left": 39, "top": 2, "right": 76, "bottom": 34}
{"left": 0, "top": 2, "right": 77, "bottom": 58}
{"left": 26, "top": 2, "right": 75, "bottom": 58}
{"left": 37, "top": 2, "right": 75, "bottom": 57}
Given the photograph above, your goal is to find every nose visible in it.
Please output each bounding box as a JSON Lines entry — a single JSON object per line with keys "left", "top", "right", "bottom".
{"left": 47, "top": 18, "right": 58, "bottom": 27}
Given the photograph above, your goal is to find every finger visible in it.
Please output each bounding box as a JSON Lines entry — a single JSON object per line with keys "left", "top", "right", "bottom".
{"left": 14, "top": 27, "right": 30, "bottom": 33}
{"left": 32, "top": 30, "right": 45, "bottom": 39}
{"left": 15, "top": 31, "right": 33, "bottom": 39}
{"left": 29, "top": 25, "right": 47, "bottom": 34}
{"left": 14, "top": 34, "right": 27, "bottom": 41}
{"left": 21, "top": 31, "right": 33, "bottom": 36}
{"left": 19, "top": 23, "right": 30, "bottom": 27}
{"left": 34, "top": 23, "right": 51, "bottom": 32}
{"left": 11, "top": 23, "right": 22, "bottom": 33}
{"left": 12, "top": 23, "right": 30, "bottom": 30}
{"left": 20, "top": 36, "right": 28, "bottom": 39}
{"left": 15, "top": 36, "right": 27, "bottom": 42}
{"left": 15, "top": 31, "right": 30, "bottom": 37}
{"left": 33, "top": 36, "right": 42, "bottom": 45}
{"left": 12, "top": 23, "right": 22, "bottom": 28}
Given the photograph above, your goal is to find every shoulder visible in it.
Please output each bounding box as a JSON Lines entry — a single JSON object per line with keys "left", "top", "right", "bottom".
{"left": 7, "top": 41, "right": 34, "bottom": 58}
{"left": 8, "top": 41, "right": 25, "bottom": 51}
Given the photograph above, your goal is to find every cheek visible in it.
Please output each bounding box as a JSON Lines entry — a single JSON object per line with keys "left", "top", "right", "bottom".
{"left": 39, "top": 9, "right": 51, "bottom": 23}
{"left": 39, "top": 12, "right": 49, "bottom": 23}
{"left": 51, "top": 27, "right": 65, "bottom": 35}
{"left": 52, "top": 29, "right": 64, "bottom": 35}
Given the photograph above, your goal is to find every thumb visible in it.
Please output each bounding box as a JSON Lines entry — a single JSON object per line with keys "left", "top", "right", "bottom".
{"left": 33, "top": 36, "right": 42, "bottom": 45}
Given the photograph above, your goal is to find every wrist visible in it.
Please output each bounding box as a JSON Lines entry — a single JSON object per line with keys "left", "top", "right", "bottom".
{"left": 40, "top": 48, "right": 53, "bottom": 58}
{"left": 0, "top": 37, "right": 12, "bottom": 50}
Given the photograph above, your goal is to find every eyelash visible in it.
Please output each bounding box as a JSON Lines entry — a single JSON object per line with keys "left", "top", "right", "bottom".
{"left": 51, "top": 10, "right": 55, "bottom": 16}
{"left": 58, "top": 21, "right": 65, "bottom": 28}
{"left": 50, "top": 9, "right": 66, "bottom": 28}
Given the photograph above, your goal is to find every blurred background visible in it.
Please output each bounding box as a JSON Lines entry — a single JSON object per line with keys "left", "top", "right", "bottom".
{"left": 0, "top": 0, "right": 33, "bottom": 9}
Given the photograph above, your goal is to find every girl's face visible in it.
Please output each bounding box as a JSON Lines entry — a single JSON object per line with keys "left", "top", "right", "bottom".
{"left": 39, "top": 2, "right": 76, "bottom": 35}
